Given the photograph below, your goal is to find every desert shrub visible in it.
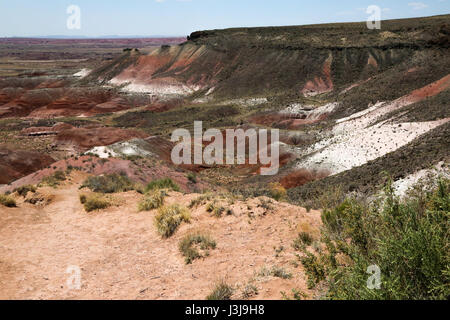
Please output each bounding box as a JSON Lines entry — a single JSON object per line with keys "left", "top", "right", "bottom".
{"left": 258, "top": 265, "right": 293, "bottom": 279}
{"left": 269, "top": 182, "right": 287, "bottom": 201}
{"left": 281, "top": 288, "right": 308, "bottom": 300}
{"left": 14, "top": 185, "right": 37, "bottom": 197}
{"left": 270, "top": 266, "right": 293, "bottom": 279}
{"left": 154, "top": 204, "right": 190, "bottom": 238}
{"left": 206, "top": 202, "right": 215, "bottom": 212}
{"left": 213, "top": 206, "right": 225, "bottom": 217}
{"left": 189, "top": 193, "right": 213, "bottom": 208}
{"left": 206, "top": 281, "right": 234, "bottom": 300}
{"left": 79, "top": 194, "right": 87, "bottom": 204}
{"left": 179, "top": 233, "right": 217, "bottom": 264}
{"left": 0, "top": 194, "right": 16, "bottom": 207}
{"left": 292, "top": 232, "right": 314, "bottom": 250}
{"left": 205, "top": 201, "right": 226, "bottom": 217}
{"left": 300, "top": 178, "right": 450, "bottom": 300}
{"left": 145, "top": 178, "right": 180, "bottom": 193}
{"left": 81, "top": 173, "right": 135, "bottom": 194}
{"left": 82, "top": 194, "right": 111, "bottom": 212}
{"left": 187, "top": 172, "right": 197, "bottom": 184}
{"left": 241, "top": 283, "right": 259, "bottom": 299}
{"left": 138, "top": 190, "right": 166, "bottom": 212}
{"left": 299, "top": 252, "right": 326, "bottom": 289}
{"left": 299, "top": 184, "right": 346, "bottom": 211}
{"left": 40, "top": 170, "right": 67, "bottom": 187}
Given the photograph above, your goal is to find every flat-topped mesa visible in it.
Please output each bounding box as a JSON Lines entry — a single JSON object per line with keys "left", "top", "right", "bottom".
{"left": 86, "top": 15, "right": 450, "bottom": 100}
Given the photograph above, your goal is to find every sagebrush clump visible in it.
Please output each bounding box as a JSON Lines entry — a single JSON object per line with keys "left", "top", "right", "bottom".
{"left": 179, "top": 233, "right": 217, "bottom": 264}
{"left": 81, "top": 194, "right": 111, "bottom": 212}
{"left": 40, "top": 171, "right": 67, "bottom": 188}
{"left": 269, "top": 182, "right": 287, "bottom": 201}
{"left": 154, "top": 204, "right": 190, "bottom": 238}
{"left": 206, "top": 281, "right": 234, "bottom": 300}
{"left": 138, "top": 190, "right": 166, "bottom": 212}
{"left": 81, "top": 173, "right": 135, "bottom": 194}
{"left": 145, "top": 178, "right": 180, "bottom": 193}
{"left": 0, "top": 194, "right": 16, "bottom": 207}
{"left": 14, "top": 185, "right": 37, "bottom": 197}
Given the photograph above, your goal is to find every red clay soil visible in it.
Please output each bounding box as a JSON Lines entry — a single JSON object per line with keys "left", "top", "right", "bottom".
{"left": 0, "top": 85, "right": 143, "bottom": 119}
{"left": 0, "top": 146, "right": 55, "bottom": 185}
{"left": 56, "top": 126, "right": 149, "bottom": 151}
{"left": 279, "top": 169, "right": 330, "bottom": 189}
{"left": 408, "top": 74, "right": 450, "bottom": 101}
{"left": 379, "top": 73, "right": 450, "bottom": 116}
{"left": 0, "top": 155, "right": 210, "bottom": 195}
{"left": 0, "top": 177, "right": 321, "bottom": 300}
{"left": 20, "top": 122, "right": 74, "bottom": 136}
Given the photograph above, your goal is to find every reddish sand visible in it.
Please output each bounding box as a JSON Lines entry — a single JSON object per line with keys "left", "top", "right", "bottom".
{"left": 0, "top": 173, "right": 321, "bottom": 300}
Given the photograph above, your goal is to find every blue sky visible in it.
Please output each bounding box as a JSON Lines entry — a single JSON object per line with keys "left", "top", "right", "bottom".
{"left": 0, "top": 0, "right": 449, "bottom": 37}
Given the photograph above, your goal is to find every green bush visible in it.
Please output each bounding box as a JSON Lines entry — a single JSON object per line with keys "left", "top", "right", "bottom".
{"left": 138, "top": 190, "right": 166, "bottom": 212}
{"left": 154, "top": 204, "right": 190, "bottom": 238}
{"left": 300, "top": 178, "right": 450, "bottom": 300}
{"left": 187, "top": 173, "right": 197, "bottom": 184}
{"left": 14, "top": 185, "right": 37, "bottom": 197}
{"left": 269, "top": 182, "right": 287, "bottom": 201}
{"left": 40, "top": 171, "right": 67, "bottom": 187}
{"left": 0, "top": 194, "right": 16, "bottom": 207}
{"left": 82, "top": 194, "right": 111, "bottom": 212}
{"left": 179, "top": 233, "right": 217, "bottom": 264}
{"left": 81, "top": 173, "right": 135, "bottom": 194}
{"left": 145, "top": 178, "right": 180, "bottom": 193}
{"left": 206, "top": 281, "right": 234, "bottom": 300}
{"left": 292, "top": 232, "right": 314, "bottom": 250}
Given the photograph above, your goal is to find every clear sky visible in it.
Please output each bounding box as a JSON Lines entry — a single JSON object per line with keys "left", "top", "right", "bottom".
{"left": 0, "top": 0, "right": 449, "bottom": 37}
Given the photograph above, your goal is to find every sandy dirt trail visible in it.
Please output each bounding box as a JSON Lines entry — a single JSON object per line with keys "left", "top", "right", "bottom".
{"left": 0, "top": 176, "right": 320, "bottom": 300}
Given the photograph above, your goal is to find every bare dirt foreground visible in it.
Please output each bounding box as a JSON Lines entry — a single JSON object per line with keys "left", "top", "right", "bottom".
{"left": 0, "top": 173, "right": 321, "bottom": 300}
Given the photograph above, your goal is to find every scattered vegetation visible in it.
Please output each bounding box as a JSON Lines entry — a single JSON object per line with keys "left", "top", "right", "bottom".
{"left": 206, "top": 201, "right": 226, "bottom": 217}
{"left": 138, "top": 190, "right": 166, "bottom": 212}
{"left": 268, "top": 182, "right": 287, "bottom": 201}
{"left": 299, "top": 178, "right": 450, "bottom": 300}
{"left": 270, "top": 266, "right": 293, "bottom": 279}
{"left": 259, "top": 265, "right": 293, "bottom": 279}
{"left": 189, "top": 192, "right": 214, "bottom": 208}
{"left": 281, "top": 289, "right": 308, "bottom": 300}
{"left": 40, "top": 171, "right": 67, "bottom": 188}
{"left": 81, "top": 173, "right": 135, "bottom": 194}
{"left": 187, "top": 172, "right": 197, "bottom": 184}
{"left": 241, "top": 283, "right": 259, "bottom": 300}
{"left": 81, "top": 194, "right": 111, "bottom": 213}
{"left": 0, "top": 194, "right": 16, "bottom": 207}
{"left": 145, "top": 178, "right": 180, "bottom": 193}
{"left": 154, "top": 204, "right": 191, "bottom": 238}
{"left": 179, "top": 233, "right": 217, "bottom": 264}
{"left": 292, "top": 232, "right": 314, "bottom": 250}
{"left": 14, "top": 185, "right": 37, "bottom": 197}
{"left": 206, "top": 281, "right": 234, "bottom": 300}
